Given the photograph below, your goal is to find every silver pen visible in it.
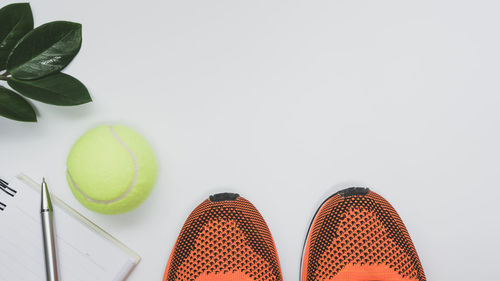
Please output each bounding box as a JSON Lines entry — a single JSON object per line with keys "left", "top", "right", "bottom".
{"left": 41, "top": 179, "right": 59, "bottom": 281}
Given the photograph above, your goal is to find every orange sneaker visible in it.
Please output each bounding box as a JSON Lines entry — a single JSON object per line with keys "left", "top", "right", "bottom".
{"left": 301, "top": 187, "right": 426, "bottom": 281}
{"left": 163, "top": 193, "right": 283, "bottom": 281}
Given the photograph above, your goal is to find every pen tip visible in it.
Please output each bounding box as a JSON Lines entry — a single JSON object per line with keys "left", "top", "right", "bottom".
{"left": 41, "top": 178, "right": 52, "bottom": 211}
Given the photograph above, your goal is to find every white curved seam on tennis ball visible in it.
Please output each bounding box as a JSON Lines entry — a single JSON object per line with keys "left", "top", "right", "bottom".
{"left": 68, "top": 125, "right": 139, "bottom": 204}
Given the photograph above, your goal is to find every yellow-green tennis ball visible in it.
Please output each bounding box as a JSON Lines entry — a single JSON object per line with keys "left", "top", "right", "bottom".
{"left": 66, "top": 125, "right": 157, "bottom": 214}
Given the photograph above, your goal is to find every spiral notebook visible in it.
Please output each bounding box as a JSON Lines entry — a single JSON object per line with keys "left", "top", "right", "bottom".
{"left": 0, "top": 174, "right": 140, "bottom": 281}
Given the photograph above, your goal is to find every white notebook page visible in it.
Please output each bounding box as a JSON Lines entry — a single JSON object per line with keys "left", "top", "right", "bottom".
{"left": 0, "top": 175, "right": 140, "bottom": 281}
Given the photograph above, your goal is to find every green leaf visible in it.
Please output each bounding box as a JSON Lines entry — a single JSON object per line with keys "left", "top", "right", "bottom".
{"left": 6, "top": 21, "right": 82, "bottom": 80}
{"left": 0, "top": 3, "right": 34, "bottom": 70}
{"left": 0, "top": 85, "right": 36, "bottom": 122}
{"left": 8, "top": 73, "right": 91, "bottom": 106}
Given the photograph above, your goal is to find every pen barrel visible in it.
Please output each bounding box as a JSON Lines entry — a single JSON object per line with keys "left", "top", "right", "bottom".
{"left": 41, "top": 211, "right": 59, "bottom": 281}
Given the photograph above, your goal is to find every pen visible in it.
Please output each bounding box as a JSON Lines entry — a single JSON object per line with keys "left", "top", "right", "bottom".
{"left": 41, "top": 179, "right": 59, "bottom": 281}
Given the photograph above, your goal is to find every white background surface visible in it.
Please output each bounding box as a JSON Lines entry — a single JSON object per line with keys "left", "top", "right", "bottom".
{"left": 1, "top": 0, "right": 499, "bottom": 280}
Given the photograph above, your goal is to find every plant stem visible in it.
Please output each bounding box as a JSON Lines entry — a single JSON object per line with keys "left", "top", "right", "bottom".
{"left": 0, "top": 72, "right": 10, "bottom": 81}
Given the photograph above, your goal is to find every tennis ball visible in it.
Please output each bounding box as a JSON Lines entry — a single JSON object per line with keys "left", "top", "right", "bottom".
{"left": 66, "top": 125, "right": 157, "bottom": 214}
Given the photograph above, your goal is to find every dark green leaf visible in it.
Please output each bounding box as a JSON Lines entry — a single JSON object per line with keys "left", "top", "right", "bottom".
{"left": 0, "top": 85, "right": 36, "bottom": 122}
{"left": 8, "top": 73, "right": 91, "bottom": 106}
{"left": 0, "top": 3, "right": 33, "bottom": 70}
{"left": 7, "top": 21, "right": 82, "bottom": 80}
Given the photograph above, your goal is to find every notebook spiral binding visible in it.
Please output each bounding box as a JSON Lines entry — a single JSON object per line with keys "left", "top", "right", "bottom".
{"left": 0, "top": 178, "right": 17, "bottom": 211}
